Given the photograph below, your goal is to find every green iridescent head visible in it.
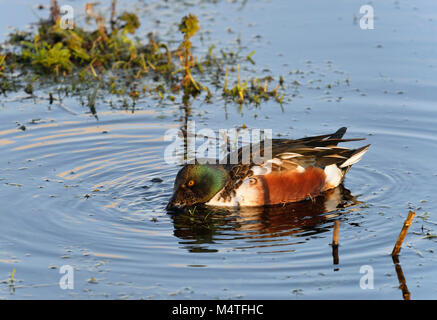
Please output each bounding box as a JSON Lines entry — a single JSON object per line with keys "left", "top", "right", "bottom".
{"left": 166, "top": 164, "right": 228, "bottom": 211}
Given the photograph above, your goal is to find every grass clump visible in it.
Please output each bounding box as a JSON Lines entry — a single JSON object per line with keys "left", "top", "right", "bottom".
{"left": 223, "top": 65, "right": 284, "bottom": 106}
{"left": 0, "top": 0, "right": 285, "bottom": 110}
{"left": 21, "top": 42, "right": 74, "bottom": 75}
{"left": 0, "top": 53, "right": 6, "bottom": 76}
{"left": 8, "top": 5, "right": 167, "bottom": 76}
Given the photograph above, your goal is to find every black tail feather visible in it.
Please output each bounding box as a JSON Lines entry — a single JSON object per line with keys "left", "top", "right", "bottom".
{"left": 329, "top": 127, "right": 347, "bottom": 140}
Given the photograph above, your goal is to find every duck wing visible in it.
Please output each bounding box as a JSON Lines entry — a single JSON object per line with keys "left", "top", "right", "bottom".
{"left": 218, "top": 127, "right": 369, "bottom": 201}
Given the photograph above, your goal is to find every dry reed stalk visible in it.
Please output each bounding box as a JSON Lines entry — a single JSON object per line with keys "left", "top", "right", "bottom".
{"left": 50, "top": 0, "right": 60, "bottom": 23}
{"left": 333, "top": 220, "right": 340, "bottom": 247}
{"left": 332, "top": 220, "right": 340, "bottom": 267}
{"left": 392, "top": 211, "right": 416, "bottom": 257}
{"left": 393, "top": 261, "right": 411, "bottom": 300}
{"left": 110, "top": 0, "right": 118, "bottom": 31}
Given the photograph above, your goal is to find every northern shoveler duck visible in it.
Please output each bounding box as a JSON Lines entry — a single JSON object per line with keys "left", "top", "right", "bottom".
{"left": 166, "top": 127, "right": 370, "bottom": 210}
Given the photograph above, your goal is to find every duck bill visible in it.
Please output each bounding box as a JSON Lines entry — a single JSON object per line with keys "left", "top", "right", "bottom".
{"left": 166, "top": 195, "right": 186, "bottom": 211}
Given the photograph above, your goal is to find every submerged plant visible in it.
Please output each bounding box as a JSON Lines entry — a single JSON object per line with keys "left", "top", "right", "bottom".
{"left": 223, "top": 65, "right": 283, "bottom": 106}
{"left": 178, "top": 14, "right": 201, "bottom": 104}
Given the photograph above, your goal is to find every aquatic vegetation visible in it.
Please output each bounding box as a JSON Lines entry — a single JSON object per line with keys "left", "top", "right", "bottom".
{"left": 21, "top": 41, "right": 74, "bottom": 75}
{"left": 8, "top": 7, "right": 166, "bottom": 75}
{"left": 9, "top": 268, "right": 16, "bottom": 284}
{"left": 177, "top": 14, "right": 202, "bottom": 104}
{"left": 223, "top": 65, "right": 284, "bottom": 105}
{"left": 0, "top": 0, "right": 284, "bottom": 109}
{"left": 0, "top": 53, "right": 6, "bottom": 76}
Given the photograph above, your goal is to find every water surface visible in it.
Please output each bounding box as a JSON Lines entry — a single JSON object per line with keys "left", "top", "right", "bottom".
{"left": 0, "top": 0, "right": 437, "bottom": 299}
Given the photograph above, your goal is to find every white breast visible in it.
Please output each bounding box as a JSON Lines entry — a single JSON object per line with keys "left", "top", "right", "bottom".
{"left": 205, "top": 177, "right": 264, "bottom": 207}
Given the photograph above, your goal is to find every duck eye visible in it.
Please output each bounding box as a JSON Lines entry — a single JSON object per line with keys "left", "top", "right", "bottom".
{"left": 187, "top": 179, "right": 195, "bottom": 187}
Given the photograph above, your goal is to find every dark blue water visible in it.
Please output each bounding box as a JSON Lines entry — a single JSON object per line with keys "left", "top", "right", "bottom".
{"left": 0, "top": 0, "right": 436, "bottom": 299}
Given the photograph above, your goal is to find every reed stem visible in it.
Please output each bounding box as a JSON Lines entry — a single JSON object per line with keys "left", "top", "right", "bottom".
{"left": 333, "top": 220, "right": 340, "bottom": 247}
{"left": 392, "top": 211, "right": 416, "bottom": 257}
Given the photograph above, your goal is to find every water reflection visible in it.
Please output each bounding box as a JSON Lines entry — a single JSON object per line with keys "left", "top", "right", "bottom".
{"left": 392, "top": 256, "right": 411, "bottom": 300}
{"left": 170, "top": 185, "right": 359, "bottom": 253}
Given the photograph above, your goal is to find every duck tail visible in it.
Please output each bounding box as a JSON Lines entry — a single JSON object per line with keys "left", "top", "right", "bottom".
{"left": 329, "top": 127, "right": 347, "bottom": 140}
{"left": 339, "top": 144, "right": 371, "bottom": 168}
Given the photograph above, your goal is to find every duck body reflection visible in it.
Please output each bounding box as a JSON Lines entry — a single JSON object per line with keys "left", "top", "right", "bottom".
{"left": 170, "top": 185, "right": 359, "bottom": 253}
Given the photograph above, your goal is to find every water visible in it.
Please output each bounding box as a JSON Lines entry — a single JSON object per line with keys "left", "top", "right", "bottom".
{"left": 1, "top": 0, "right": 437, "bottom": 299}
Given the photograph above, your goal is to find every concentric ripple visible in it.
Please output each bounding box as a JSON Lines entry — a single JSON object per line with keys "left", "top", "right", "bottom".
{"left": 1, "top": 105, "right": 437, "bottom": 299}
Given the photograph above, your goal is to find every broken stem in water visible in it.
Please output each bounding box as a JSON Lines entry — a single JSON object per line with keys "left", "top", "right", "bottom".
{"left": 392, "top": 257, "right": 411, "bottom": 300}
{"left": 392, "top": 210, "right": 416, "bottom": 257}
{"left": 110, "top": 0, "right": 118, "bottom": 31}
{"left": 333, "top": 220, "right": 340, "bottom": 247}
{"left": 332, "top": 220, "right": 340, "bottom": 267}
{"left": 50, "top": 0, "right": 60, "bottom": 23}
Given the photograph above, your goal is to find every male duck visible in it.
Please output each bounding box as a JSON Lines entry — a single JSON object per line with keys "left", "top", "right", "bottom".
{"left": 166, "top": 127, "right": 369, "bottom": 210}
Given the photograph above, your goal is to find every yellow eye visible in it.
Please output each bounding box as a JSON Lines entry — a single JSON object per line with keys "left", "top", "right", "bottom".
{"left": 187, "top": 179, "right": 195, "bottom": 187}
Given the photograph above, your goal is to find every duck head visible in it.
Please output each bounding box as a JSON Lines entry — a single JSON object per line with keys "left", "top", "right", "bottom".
{"left": 166, "top": 164, "right": 228, "bottom": 211}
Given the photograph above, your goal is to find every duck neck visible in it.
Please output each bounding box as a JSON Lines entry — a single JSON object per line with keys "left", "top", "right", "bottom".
{"left": 200, "top": 164, "right": 228, "bottom": 199}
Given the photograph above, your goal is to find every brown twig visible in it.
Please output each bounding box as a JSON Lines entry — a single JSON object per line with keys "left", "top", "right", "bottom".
{"left": 97, "top": 16, "right": 108, "bottom": 43}
{"left": 392, "top": 211, "right": 416, "bottom": 257}
{"left": 110, "top": 0, "right": 117, "bottom": 32}
{"left": 392, "top": 257, "right": 411, "bottom": 300}
{"left": 332, "top": 220, "right": 340, "bottom": 268}
{"left": 333, "top": 220, "right": 340, "bottom": 247}
{"left": 85, "top": 3, "right": 108, "bottom": 43}
{"left": 50, "top": 0, "right": 60, "bottom": 23}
